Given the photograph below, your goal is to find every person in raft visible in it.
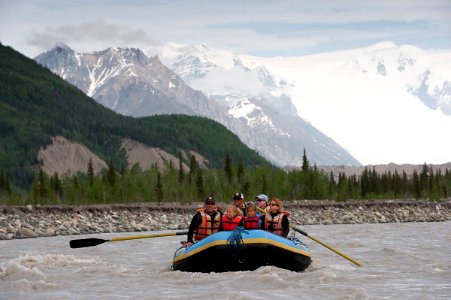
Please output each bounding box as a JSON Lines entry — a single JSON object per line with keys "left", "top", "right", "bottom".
{"left": 185, "top": 196, "right": 222, "bottom": 247}
{"left": 221, "top": 205, "right": 243, "bottom": 231}
{"left": 260, "top": 198, "right": 290, "bottom": 237}
{"left": 255, "top": 194, "right": 269, "bottom": 217}
{"left": 242, "top": 203, "right": 260, "bottom": 230}
{"left": 232, "top": 192, "right": 247, "bottom": 216}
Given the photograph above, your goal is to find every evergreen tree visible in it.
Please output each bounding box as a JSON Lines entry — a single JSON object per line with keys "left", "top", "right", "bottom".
{"left": 37, "top": 168, "right": 48, "bottom": 201}
{"left": 237, "top": 159, "right": 244, "bottom": 183}
{"left": 261, "top": 174, "right": 268, "bottom": 194}
{"left": 412, "top": 170, "right": 421, "bottom": 199}
{"left": 419, "top": 163, "right": 429, "bottom": 194}
{"left": 178, "top": 152, "right": 184, "bottom": 184}
{"left": 196, "top": 168, "right": 204, "bottom": 197}
{"left": 328, "top": 171, "right": 336, "bottom": 198}
{"left": 189, "top": 155, "right": 197, "bottom": 184}
{"left": 401, "top": 171, "right": 409, "bottom": 198}
{"left": 0, "top": 169, "right": 4, "bottom": 191}
{"left": 120, "top": 162, "right": 126, "bottom": 176}
{"left": 106, "top": 160, "right": 116, "bottom": 187}
{"left": 241, "top": 180, "right": 250, "bottom": 199}
{"left": 154, "top": 171, "right": 163, "bottom": 202}
{"left": 52, "top": 172, "right": 62, "bottom": 199}
{"left": 224, "top": 154, "right": 233, "bottom": 183}
{"left": 301, "top": 148, "right": 309, "bottom": 172}
{"left": 87, "top": 158, "right": 94, "bottom": 186}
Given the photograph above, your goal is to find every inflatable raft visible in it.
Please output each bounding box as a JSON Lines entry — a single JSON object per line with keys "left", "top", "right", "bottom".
{"left": 172, "top": 229, "right": 311, "bottom": 272}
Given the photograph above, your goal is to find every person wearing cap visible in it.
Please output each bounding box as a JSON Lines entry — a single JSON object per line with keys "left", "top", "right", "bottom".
{"left": 255, "top": 194, "right": 269, "bottom": 217}
{"left": 185, "top": 196, "right": 222, "bottom": 247}
{"left": 260, "top": 198, "right": 290, "bottom": 237}
{"left": 232, "top": 192, "right": 247, "bottom": 216}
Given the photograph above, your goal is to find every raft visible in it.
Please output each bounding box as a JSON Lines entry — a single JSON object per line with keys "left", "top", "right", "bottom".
{"left": 172, "top": 229, "right": 311, "bottom": 273}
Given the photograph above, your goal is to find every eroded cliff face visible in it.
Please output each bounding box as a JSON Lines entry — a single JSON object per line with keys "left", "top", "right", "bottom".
{"left": 37, "top": 136, "right": 208, "bottom": 176}
{"left": 37, "top": 136, "right": 107, "bottom": 175}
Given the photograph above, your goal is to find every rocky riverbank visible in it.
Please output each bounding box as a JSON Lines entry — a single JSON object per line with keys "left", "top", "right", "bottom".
{"left": 1, "top": 200, "right": 450, "bottom": 240}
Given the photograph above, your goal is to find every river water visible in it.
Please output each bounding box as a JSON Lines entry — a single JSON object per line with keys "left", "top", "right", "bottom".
{"left": 1, "top": 222, "right": 450, "bottom": 300}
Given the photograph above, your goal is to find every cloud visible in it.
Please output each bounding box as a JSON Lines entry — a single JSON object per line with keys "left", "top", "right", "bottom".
{"left": 2, "top": 0, "right": 450, "bottom": 57}
{"left": 26, "top": 20, "right": 161, "bottom": 52}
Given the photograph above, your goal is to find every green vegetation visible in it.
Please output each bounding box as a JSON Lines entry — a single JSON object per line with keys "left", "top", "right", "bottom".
{"left": 1, "top": 43, "right": 449, "bottom": 206}
{"left": 1, "top": 154, "right": 450, "bottom": 205}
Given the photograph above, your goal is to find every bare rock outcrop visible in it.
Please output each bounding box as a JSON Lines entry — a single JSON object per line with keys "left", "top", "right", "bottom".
{"left": 37, "top": 136, "right": 107, "bottom": 175}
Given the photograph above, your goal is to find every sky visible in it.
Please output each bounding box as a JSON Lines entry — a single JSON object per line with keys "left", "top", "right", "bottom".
{"left": 1, "top": 0, "right": 451, "bottom": 59}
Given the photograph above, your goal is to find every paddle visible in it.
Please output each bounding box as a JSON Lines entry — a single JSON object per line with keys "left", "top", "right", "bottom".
{"left": 256, "top": 206, "right": 362, "bottom": 266}
{"left": 290, "top": 225, "right": 362, "bottom": 266}
{"left": 69, "top": 231, "right": 188, "bottom": 249}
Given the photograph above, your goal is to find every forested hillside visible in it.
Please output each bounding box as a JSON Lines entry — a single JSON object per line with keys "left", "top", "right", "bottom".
{"left": 1, "top": 43, "right": 450, "bottom": 205}
{"left": 0, "top": 43, "right": 267, "bottom": 188}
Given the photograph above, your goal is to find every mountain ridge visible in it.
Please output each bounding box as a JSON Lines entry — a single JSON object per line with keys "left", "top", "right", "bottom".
{"left": 0, "top": 43, "right": 267, "bottom": 187}
{"left": 36, "top": 44, "right": 361, "bottom": 167}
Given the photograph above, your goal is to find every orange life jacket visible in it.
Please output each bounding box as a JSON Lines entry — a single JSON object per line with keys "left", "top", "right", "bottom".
{"left": 194, "top": 209, "right": 221, "bottom": 241}
{"left": 221, "top": 215, "right": 242, "bottom": 231}
{"left": 263, "top": 211, "right": 288, "bottom": 236}
{"left": 243, "top": 216, "right": 260, "bottom": 229}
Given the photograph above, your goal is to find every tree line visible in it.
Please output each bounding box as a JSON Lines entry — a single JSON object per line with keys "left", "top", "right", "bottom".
{"left": 1, "top": 150, "right": 450, "bottom": 206}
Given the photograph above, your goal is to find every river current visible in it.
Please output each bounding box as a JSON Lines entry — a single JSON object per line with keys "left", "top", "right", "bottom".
{"left": 1, "top": 222, "right": 450, "bottom": 299}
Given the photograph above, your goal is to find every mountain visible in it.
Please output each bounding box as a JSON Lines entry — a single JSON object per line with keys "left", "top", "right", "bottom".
{"left": 35, "top": 45, "right": 362, "bottom": 167}
{"left": 0, "top": 43, "right": 267, "bottom": 187}
{"left": 246, "top": 42, "right": 451, "bottom": 165}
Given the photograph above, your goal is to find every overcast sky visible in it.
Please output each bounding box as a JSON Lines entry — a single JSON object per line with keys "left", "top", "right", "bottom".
{"left": 1, "top": 0, "right": 450, "bottom": 58}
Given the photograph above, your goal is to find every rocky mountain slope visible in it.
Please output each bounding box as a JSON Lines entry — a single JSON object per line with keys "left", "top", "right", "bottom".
{"left": 35, "top": 45, "right": 361, "bottom": 167}
{"left": 0, "top": 43, "right": 267, "bottom": 187}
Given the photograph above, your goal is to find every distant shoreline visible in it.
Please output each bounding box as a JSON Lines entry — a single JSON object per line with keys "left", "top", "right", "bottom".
{"left": 1, "top": 199, "right": 450, "bottom": 240}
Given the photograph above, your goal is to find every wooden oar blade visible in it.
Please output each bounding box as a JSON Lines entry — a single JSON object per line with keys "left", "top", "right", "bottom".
{"left": 69, "top": 238, "right": 109, "bottom": 249}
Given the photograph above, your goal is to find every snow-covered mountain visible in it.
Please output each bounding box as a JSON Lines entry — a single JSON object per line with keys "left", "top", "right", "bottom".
{"left": 154, "top": 41, "right": 451, "bottom": 165}
{"left": 247, "top": 42, "right": 451, "bottom": 165}
{"left": 35, "top": 45, "right": 360, "bottom": 167}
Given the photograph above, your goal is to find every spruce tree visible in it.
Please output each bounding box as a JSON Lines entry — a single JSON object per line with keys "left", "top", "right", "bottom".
{"left": 301, "top": 148, "right": 310, "bottom": 173}
{"left": 87, "top": 158, "right": 94, "bottom": 186}
{"left": 52, "top": 172, "right": 62, "bottom": 199}
{"left": 225, "top": 154, "right": 233, "bottom": 183}
{"left": 0, "top": 169, "right": 4, "bottom": 191}
{"left": 189, "top": 155, "right": 197, "bottom": 184}
{"left": 107, "top": 160, "right": 116, "bottom": 187}
{"left": 37, "top": 168, "right": 48, "bottom": 201}
{"left": 155, "top": 171, "right": 163, "bottom": 202}
{"left": 237, "top": 159, "right": 244, "bottom": 182}
{"left": 196, "top": 168, "right": 204, "bottom": 197}
{"left": 261, "top": 174, "right": 268, "bottom": 194}
{"left": 178, "top": 152, "right": 184, "bottom": 184}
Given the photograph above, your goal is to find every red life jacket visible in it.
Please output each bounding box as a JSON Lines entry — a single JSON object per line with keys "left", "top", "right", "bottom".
{"left": 263, "top": 211, "right": 288, "bottom": 236}
{"left": 194, "top": 209, "right": 221, "bottom": 241}
{"left": 221, "top": 215, "right": 242, "bottom": 231}
{"left": 243, "top": 216, "right": 260, "bottom": 229}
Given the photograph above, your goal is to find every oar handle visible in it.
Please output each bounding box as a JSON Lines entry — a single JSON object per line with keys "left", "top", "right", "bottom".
{"left": 110, "top": 231, "right": 189, "bottom": 242}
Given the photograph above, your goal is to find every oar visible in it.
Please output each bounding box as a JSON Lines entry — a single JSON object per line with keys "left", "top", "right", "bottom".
{"left": 69, "top": 231, "right": 188, "bottom": 249}
{"left": 290, "top": 225, "right": 362, "bottom": 266}
{"left": 256, "top": 206, "right": 362, "bottom": 266}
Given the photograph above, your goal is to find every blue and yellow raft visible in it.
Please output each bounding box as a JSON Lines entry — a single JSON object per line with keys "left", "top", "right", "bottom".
{"left": 172, "top": 229, "right": 311, "bottom": 272}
